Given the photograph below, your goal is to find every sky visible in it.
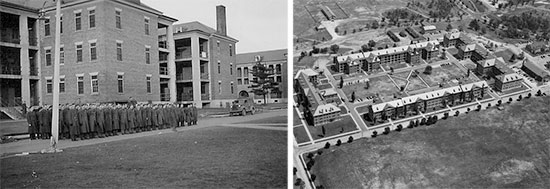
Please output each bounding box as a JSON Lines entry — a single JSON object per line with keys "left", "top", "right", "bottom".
{"left": 142, "top": 0, "right": 288, "bottom": 53}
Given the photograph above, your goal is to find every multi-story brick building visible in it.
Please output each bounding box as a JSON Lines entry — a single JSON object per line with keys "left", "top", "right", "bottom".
{"left": 295, "top": 69, "right": 342, "bottom": 126}
{"left": 235, "top": 49, "right": 287, "bottom": 104}
{"left": 165, "top": 5, "right": 238, "bottom": 108}
{"left": 475, "top": 57, "right": 523, "bottom": 92}
{"left": 1, "top": 1, "right": 40, "bottom": 107}
{"left": 522, "top": 59, "right": 550, "bottom": 82}
{"left": 335, "top": 40, "right": 440, "bottom": 74}
{"left": 38, "top": 0, "right": 177, "bottom": 105}
{"left": 442, "top": 32, "right": 472, "bottom": 48}
{"left": 366, "top": 81, "right": 489, "bottom": 123}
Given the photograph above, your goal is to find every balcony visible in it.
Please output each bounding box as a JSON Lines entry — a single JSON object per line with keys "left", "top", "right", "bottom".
{"left": 1, "top": 66, "right": 21, "bottom": 75}
{"left": 29, "top": 36, "right": 37, "bottom": 46}
{"left": 175, "top": 51, "right": 192, "bottom": 60}
{"left": 1, "top": 35, "right": 20, "bottom": 44}
{"left": 30, "top": 67, "right": 38, "bottom": 76}
{"left": 176, "top": 73, "right": 192, "bottom": 81}
{"left": 158, "top": 41, "right": 167, "bottom": 49}
{"left": 159, "top": 67, "right": 168, "bottom": 75}
{"left": 199, "top": 51, "right": 208, "bottom": 59}
{"left": 200, "top": 73, "right": 209, "bottom": 80}
{"left": 201, "top": 94, "right": 210, "bottom": 100}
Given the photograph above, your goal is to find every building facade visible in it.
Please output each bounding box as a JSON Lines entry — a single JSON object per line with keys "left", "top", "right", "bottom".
{"left": 38, "top": 0, "right": 177, "bottom": 105}
{"left": 1, "top": 1, "right": 40, "bottom": 107}
{"left": 166, "top": 5, "right": 237, "bottom": 108}
{"left": 235, "top": 49, "right": 287, "bottom": 104}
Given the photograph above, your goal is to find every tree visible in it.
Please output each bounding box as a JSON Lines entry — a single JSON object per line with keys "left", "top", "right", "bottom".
{"left": 390, "top": 67, "right": 394, "bottom": 73}
{"left": 409, "top": 120, "right": 415, "bottom": 128}
{"left": 455, "top": 111, "right": 460, "bottom": 116}
{"left": 372, "top": 131, "right": 378, "bottom": 137}
{"left": 420, "top": 118, "right": 427, "bottom": 125}
{"left": 324, "top": 142, "right": 330, "bottom": 149}
{"left": 372, "top": 21, "right": 379, "bottom": 29}
{"left": 348, "top": 136, "right": 354, "bottom": 143}
{"left": 396, "top": 124, "right": 403, "bottom": 131}
{"left": 368, "top": 40, "right": 376, "bottom": 47}
{"left": 446, "top": 23, "right": 453, "bottom": 31}
{"left": 383, "top": 127, "right": 390, "bottom": 134}
{"left": 330, "top": 44, "right": 340, "bottom": 54}
{"left": 336, "top": 139, "right": 342, "bottom": 146}
{"left": 361, "top": 44, "right": 370, "bottom": 52}
{"left": 351, "top": 91, "right": 356, "bottom": 102}
{"left": 510, "top": 54, "right": 517, "bottom": 62}
{"left": 322, "top": 126, "right": 326, "bottom": 135}
{"left": 469, "top": 19, "right": 480, "bottom": 31}
{"left": 424, "top": 65, "right": 433, "bottom": 74}
{"left": 249, "top": 60, "right": 279, "bottom": 104}
{"left": 339, "top": 77, "right": 344, "bottom": 88}
{"left": 366, "top": 81, "right": 370, "bottom": 89}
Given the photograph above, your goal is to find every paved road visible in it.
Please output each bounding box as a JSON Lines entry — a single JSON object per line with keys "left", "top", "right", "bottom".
{"left": 0, "top": 109, "right": 286, "bottom": 156}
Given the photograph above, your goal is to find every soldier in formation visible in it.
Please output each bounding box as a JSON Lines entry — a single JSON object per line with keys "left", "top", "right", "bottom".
{"left": 26, "top": 103, "right": 198, "bottom": 141}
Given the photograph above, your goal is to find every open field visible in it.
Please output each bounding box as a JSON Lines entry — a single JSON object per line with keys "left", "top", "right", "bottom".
{"left": 417, "top": 63, "right": 478, "bottom": 87}
{"left": 294, "top": 125, "right": 310, "bottom": 144}
{"left": 235, "top": 116, "right": 287, "bottom": 124}
{"left": 309, "top": 96, "right": 550, "bottom": 188}
{"left": 294, "top": 108, "right": 303, "bottom": 126}
{"left": 342, "top": 75, "right": 402, "bottom": 101}
{"left": 1, "top": 126, "right": 287, "bottom": 188}
{"left": 407, "top": 75, "right": 430, "bottom": 91}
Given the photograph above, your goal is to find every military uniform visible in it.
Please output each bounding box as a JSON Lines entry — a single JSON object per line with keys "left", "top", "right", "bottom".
{"left": 26, "top": 110, "right": 37, "bottom": 139}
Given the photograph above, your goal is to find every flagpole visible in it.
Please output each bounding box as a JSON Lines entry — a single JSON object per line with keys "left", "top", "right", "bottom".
{"left": 47, "top": 0, "right": 62, "bottom": 153}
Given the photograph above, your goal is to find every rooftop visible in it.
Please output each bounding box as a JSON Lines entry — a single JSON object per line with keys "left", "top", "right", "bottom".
{"left": 236, "top": 49, "right": 287, "bottom": 65}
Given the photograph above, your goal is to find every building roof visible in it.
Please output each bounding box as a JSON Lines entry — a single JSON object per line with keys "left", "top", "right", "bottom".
{"left": 302, "top": 68, "right": 319, "bottom": 77}
{"left": 423, "top": 25, "right": 436, "bottom": 31}
{"left": 174, "top": 21, "right": 217, "bottom": 34}
{"left": 313, "top": 104, "right": 340, "bottom": 116}
{"left": 479, "top": 58, "right": 497, "bottom": 67}
{"left": 236, "top": 49, "right": 287, "bottom": 65}
{"left": 523, "top": 59, "right": 550, "bottom": 78}
{"left": 461, "top": 44, "right": 477, "bottom": 52}
{"left": 337, "top": 40, "right": 439, "bottom": 64}
{"left": 321, "top": 88, "right": 337, "bottom": 97}
{"left": 496, "top": 73, "right": 522, "bottom": 83}
{"left": 371, "top": 80, "right": 488, "bottom": 113}
{"left": 445, "top": 32, "right": 461, "bottom": 40}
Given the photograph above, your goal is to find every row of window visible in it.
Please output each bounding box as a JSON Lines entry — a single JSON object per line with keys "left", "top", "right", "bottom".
{"left": 217, "top": 81, "right": 235, "bottom": 95}
{"left": 44, "top": 40, "right": 151, "bottom": 65}
{"left": 45, "top": 73, "right": 152, "bottom": 95}
{"left": 44, "top": 7, "right": 150, "bottom": 36}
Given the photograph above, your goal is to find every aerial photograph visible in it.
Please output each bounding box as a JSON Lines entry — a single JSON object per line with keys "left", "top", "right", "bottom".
{"left": 293, "top": 0, "right": 550, "bottom": 188}
{"left": 1, "top": 0, "right": 287, "bottom": 188}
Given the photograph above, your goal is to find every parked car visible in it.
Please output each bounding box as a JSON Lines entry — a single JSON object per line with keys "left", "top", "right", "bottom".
{"left": 229, "top": 97, "right": 256, "bottom": 116}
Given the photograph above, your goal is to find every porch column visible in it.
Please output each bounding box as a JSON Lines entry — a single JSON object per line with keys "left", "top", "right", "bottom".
{"left": 167, "top": 24, "right": 176, "bottom": 102}
{"left": 19, "top": 15, "right": 31, "bottom": 106}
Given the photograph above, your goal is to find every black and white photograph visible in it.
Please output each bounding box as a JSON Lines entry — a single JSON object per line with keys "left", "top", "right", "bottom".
{"left": 1, "top": 0, "right": 288, "bottom": 188}
{"left": 293, "top": 0, "right": 550, "bottom": 188}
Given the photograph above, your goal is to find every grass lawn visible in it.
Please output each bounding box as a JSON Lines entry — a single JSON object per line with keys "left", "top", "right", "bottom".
{"left": 389, "top": 70, "right": 410, "bottom": 80}
{"left": 390, "top": 76, "right": 407, "bottom": 89}
{"left": 317, "top": 83, "right": 333, "bottom": 90}
{"left": 294, "top": 126, "right": 311, "bottom": 144}
{"left": 1, "top": 127, "right": 287, "bottom": 188}
{"left": 307, "top": 115, "right": 358, "bottom": 140}
{"left": 383, "top": 62, "right": 409, "bottom": 71}
{"left": 235, "top": 115, "right": 287, "bottom": 124}
{"left": 355, "top": 105, "right": 371, "bottom": 114}
{"left": 406, "top": 76, "right": 429, "bottom": 91}
{"left": 417, "top": 63, "right": 477, "bottom": 87}
{"left": 308, "top": 96, "right": 550, "bottom": 188}
{"left": 493, "top": 49, "right": 516, "bottom": 66}
{"left": 342, "top": 75, "right": 401, "bottom": 101}
{"left": 294, "top": 108, "right": 303, "bottom": 126}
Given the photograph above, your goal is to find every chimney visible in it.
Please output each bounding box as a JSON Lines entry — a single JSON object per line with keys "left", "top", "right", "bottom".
{"left": 216, "top": 5, "right": 227, "bottom": 36}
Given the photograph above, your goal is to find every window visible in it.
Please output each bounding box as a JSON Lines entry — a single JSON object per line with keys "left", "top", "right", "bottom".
{"left": 276, "top": 76, "right": 282, "bottom": 82}
{"left": 116, "top": 41, "right": 123, "bottom": 61}
{"left": 237, "top": 68, "right": 242, "bottom": 77}
{"left": 230, "top": 64, "right": 233, "bottom": 75}
{"left": 201, "top": 84, "right": 206, "bottom": 94}
{"left": 60, "top": 46, "right": 64, "bottom": 65}
{"left": 117, "top": 74, "right": 124, "bottom": 93}
{"left": 59, "top": 76, "right": 65, "bottom": 93}
{"left": 146, "top": 75, "right": 151, "bottom": 93}
{"left": 145, "top": 46, "right": 150, "bottom": 64}
{"left": 217, "top": 61, "right": 221, "bottom": 74}
{"left": 90, "top": 41, "right": 97, "bottom": 61}
{"left": 144, "top": 17, "right": 149, "bottom": 35}
{"left": 244, "top": 67, "right": 249, "bottom": 77}
{"left": 218, "top": 81, "right": 222, "bottom": 94}
{"left": 229, "top": 44, "right": 233, "bottom": 56}
{"left": 46, "top": 78, "right": 52, "bottom": 94}
{"left": 276, "top": 64, "right": 281, "bottom": 74}
{"left": 91, "top": 74, "right": 99, "bottom": 94}
{"left": 200, "top": 65, "right": 205, "bottom": 73}
{"left": 115, "top": 9, "right": 121, "bottom": 29}
{"left": 237, "top": 78, "right": 242, "bottom": 85}
{"left": 45, "top": 18, "right": 50, "bottom": 36}
{"left": 76, "top": 43, "right": 83, "bottom": 62}
{"left": 75, "top": 12, "right": 81, "bottom": 31}
{"left": 231, "top": 82, "right": 234, "bottom": 94}
{"left": 77, "top": 76, "right": 84, "bottom": 94}
{"left": 89, "top": 9, "right": 95, "bottom": 28}
{"left": 45, "top": 49, "right": 52, "bottom": 66}
{"left": 244, "top": 78, "right": 249, "bottom": 85}
{"left": 60, "top": 15, "right": 63, "bottom": 34}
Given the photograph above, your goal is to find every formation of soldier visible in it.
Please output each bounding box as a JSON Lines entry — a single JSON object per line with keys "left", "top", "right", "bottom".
{"left": 26, "top": 103, "right": 198, "bottom": 141}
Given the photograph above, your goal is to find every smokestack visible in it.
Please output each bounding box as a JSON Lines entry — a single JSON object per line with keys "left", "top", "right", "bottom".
{"left": 216, "top": 5, "right": 227, "bottom": 36}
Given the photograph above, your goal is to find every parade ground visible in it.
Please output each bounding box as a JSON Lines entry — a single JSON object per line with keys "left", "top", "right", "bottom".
{"left": 1, "top": 109, "right": 287, "bottom": 188}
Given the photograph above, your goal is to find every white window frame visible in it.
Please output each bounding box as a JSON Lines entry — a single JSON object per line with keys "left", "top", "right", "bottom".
{"left": 89, "top": 39, "right": 97, "bottom": 61}
{"left": 116, "top": 40, "right": 123, "bottom": 61}
{"left": 75, "top": 42, "right": 83, "bottom": 63}
{"left": 146, "top": 74, "right": 152, "bottom": 93}
{"left": 74, "top": 9, "right": 82, "bottom": 31}
{"left": 76, "top": 73, "right": 85, "bottom": 95}
{"left": 59, "top": 75, "right": 66, "bottom": 93}
{"left": 90, "top": 72, "right": 99, "bottom": 94}
{"left": 59, "top": 44, "right": 64, "bottom": 65}
{"left": 44, "top": 46, "right": 52, "bottom": 66}
{"left": 117, "top": 72, "right": 124, "bottom": 93}
{"left": 88, "top": 7, "right": 96, "bottom": 29}
{"left": 45, "top": 76, "right": 53, "bottom": 94}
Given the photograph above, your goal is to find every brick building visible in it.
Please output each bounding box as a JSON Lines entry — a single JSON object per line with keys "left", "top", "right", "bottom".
{"left": 475, "top": 57, "right": 523, "bottom": 92}
{"left": 335, "top": 40, "right": 440, "bottom": 74}
{"left": 522, "top": 59, "right": 550, "bottom": 82}
{"left": 235, "top": 49, "right": 287, "bottom": 104}
{"left": 1, "top": 1, "right": 40, "bottom": 107}
{"left": 37, "top": 0, "right": 177, "bottom": 105}
{"left": 366, "top": 81, "right": 489, "bottom": 123}
{"left": 294, "top": 69, "right": 342, "bottom": 126}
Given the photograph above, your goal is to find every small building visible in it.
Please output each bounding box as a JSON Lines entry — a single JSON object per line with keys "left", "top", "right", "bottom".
{"left": 522, "top": 59, "right": 550, "bottom": 82}
{"left": 320, "top": 88, "right": 339, "bottom": 104}
{"left": 525, "top": 42, "right": 549, "bottom": 55}
{"left": 312, "top": 103, "right": 341, "bottom": 126}
{"left": 422, "top": 25, "right": 437, "bottom": 33}
{"left": 302, "top": 68, "right": 319, "bottom": 84}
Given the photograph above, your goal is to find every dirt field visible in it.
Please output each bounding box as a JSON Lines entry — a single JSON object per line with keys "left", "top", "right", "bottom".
{"left": 309, "top": 96, "right": 550, "bottom": 188}
{"left": 342, "top": 75, "right": 402, "bottom": 101}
